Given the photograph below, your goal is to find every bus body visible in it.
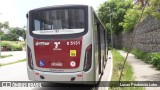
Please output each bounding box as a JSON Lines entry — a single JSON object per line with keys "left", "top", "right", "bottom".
{"left": 26, "top": 5, "right": 108, "bottom": 84}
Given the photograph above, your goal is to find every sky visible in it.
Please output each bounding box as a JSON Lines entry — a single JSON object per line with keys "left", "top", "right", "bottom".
{"left": 0, "top": 0, "right": 107, "bottom": 28}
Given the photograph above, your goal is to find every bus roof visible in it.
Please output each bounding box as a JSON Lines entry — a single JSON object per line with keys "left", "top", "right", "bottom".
{"left": 29, "top": 4, "right": 91, "bottom": 11}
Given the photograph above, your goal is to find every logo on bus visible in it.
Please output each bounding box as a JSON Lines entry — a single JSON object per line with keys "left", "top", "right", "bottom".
{"left": 53, "top": 42, "right": 61, "bottom": 50}
{"left": 39, "top": 60, "right": 45, "bottom": 67}
{"left": 35, "top": 42, "right": 50, "bottom": 46}
{"left": 70, "top": 50, "right": 76, "bottom": 57}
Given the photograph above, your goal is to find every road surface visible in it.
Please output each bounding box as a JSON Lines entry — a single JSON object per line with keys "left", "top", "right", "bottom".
{"left": 0, "top": 51, "right": 112, "bottom": 90}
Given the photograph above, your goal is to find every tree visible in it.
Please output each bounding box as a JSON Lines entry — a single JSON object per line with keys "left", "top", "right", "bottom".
{"left": 144, "top": 0, "right": 160, "bottom": 20}
{"left": 120, "top": 5, "right": 141, "bottom": 32}
{"left": 98, "top": 0, "right": 133, "bottom": 34}
{"left": 120, "top": 0, "right": 160, "bottom": 32}
{"left": 10, "top": 27, "right": 26, "bottom": 41}
{"left": 0, "top": 21, "right": 10, "bottom": 35}
{"left": 1, "top": 33, "right": 19, "bottom": 41}
{"left": 3, "top": 21, "right": 9, "bottom": 29}
{"left": 0, "top": 21, "right": 26, "bottom": 41}
{"left": 1, "top": 26, "right": 26, "bottom": 41}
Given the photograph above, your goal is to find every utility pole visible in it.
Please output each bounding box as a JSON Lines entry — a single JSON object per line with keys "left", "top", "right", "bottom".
{"left": 106, "top": 7, "right": 113, "bottom": 48}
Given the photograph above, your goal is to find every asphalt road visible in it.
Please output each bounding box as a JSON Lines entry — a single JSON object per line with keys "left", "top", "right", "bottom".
{"left": 0, "top": 51, "right": 112, "bottom": 90}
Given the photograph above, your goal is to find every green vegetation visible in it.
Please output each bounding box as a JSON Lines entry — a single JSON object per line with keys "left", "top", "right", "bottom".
{"left": 131, "top": 49, "right": 148, "bottom": 60}
{"left": 0, "top": 21, "right": 9, "bottom": 36}
{"left": 0, "top": 21, "right": 26, "bottom": 41}
{"left": 122, "top": 48, "right": 160, "bottom": 70}
{"left": 110, "top": 50, "right": 144, "bottom": 90}
{"left": 111, "top": 49, "right": 133, "bottom": 81}
{"left": 1, "top": 27, "right": 26, "bottom": 41}
{"left": 98, "top": 0, "right": 133, "bottom": 34}
{"left": 0, "top": 59, "right": 26, "bottom": 67}
{"left": 98, "top": 0, "right": 160, "bottom": 33}
{"left": 132, "top": 49, "right": 160, "bottom": 70}
{"left": 122, "top": 47, "right": 129, "bottom": 52}
{"left": 120, "top": 5, "right": 141, "bottom": 32}
{"left": 120, "top": 0, "right": 160, "bottom": 32}
{"left": 1, "top": 41, "right": 25, "bottom": 51}
{"left": 144, "top": 0, "right": 160, "bottom": 20}
{"left": 0, "top": 54, "right": 12, "bottom": 58}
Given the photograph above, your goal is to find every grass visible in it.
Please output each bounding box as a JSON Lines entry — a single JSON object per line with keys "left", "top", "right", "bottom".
{"left": 109, "top": 50, "right": 144, "bottom": 90}
{"left": 0, "top": 54, "right": 13, "bottom": 58}
{"left": 0, "top": 59, "right": 26, "bottom": 67}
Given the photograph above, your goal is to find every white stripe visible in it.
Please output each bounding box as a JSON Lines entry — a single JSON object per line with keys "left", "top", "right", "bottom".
{"left": 32, "top": 29, "right": 84, "bottom": 35}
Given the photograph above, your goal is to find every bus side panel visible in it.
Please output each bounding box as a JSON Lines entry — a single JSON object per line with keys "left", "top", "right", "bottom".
{"left": 92, "top": 12, "right": 100, "bottom": 82}
{"left": 82, "top": 7, "right": 95, "bottom": 84}
{"left": 92, "top": 8, "right": 107, "bottom": 82}
{"left": 81, "top": 32, "right": 95, "bottom": 83}
{"left": 26, "top": 17, "right": 36, "bottom": 80}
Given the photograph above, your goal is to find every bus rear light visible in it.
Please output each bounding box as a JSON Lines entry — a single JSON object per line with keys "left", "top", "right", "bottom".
{"left": 77, "top": 73, "right": 83, "bottom": 77}
{"left": 27, "top": 46, "right": 34, "bottom": 70}
{"left": 77, "top": 74, "right": 82, "bottom": 77}
{"left": 83, "top": 44, "right": 92, "bottom": 72}
{"left": 35, "top": 72, "right": 39, "bottom": 75}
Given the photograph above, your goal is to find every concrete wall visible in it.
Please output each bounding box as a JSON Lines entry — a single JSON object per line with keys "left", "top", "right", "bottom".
{"left": 113, "top": 16, "right": 160, "bottom": 52}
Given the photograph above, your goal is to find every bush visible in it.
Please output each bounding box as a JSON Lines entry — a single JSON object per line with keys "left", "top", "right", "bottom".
{"left": 122, "top": 47, "right": 129, "bottom": 52}
{"left": 131, "top": 49, "right": 160, "bottom": 70}
{"left": 1, "top": 41, "right": 23, "bottom": 51}
{"left": 21, "top": 41, "right": 26, "bottom": 47}
{"left": 1, "top": 41, "right": 12, "bottom": 47}
{"left": 10, "top": 44, "right": 22, "bottom": 51}
{"left": 131, "top": 49, "right": 148, "bottom": 60}
{"left": 149, "top": 53, "right": 160, "bottom": 69}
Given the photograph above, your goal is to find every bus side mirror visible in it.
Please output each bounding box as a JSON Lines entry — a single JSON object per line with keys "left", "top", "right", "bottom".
{"left": 26, "top": 13, "right": 28, "bottom": 18}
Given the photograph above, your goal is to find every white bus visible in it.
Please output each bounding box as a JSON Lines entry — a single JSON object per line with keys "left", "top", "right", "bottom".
{"left": 26, "top": 5, "right": 108, "bottom": 84}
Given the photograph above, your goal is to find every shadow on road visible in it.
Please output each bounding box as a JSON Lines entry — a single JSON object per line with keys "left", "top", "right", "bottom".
{"left": 31, "top": 80, "right": 108, "bottom": 90}
{"left": 32, "top": 83, "right": 94, "bottom": 90}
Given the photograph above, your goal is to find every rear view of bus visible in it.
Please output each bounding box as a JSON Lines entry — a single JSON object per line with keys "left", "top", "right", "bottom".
{"left": 26, "top": 5, "right": 107, "bottom": 84}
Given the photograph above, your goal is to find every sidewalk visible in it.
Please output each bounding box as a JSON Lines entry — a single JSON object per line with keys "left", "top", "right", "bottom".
{"left": 0, "top": 51, "right": 26, "bottom": 64}
{"left": 98, "top": 51, "right": 113, "bottom": 90}
{"left": 118, "top": 50, "right": 160, "bottom": 90}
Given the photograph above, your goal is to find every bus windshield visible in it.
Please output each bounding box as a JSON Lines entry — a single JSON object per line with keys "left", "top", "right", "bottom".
{"left": 30, "top": 8, "right": 86, "bottom": 35}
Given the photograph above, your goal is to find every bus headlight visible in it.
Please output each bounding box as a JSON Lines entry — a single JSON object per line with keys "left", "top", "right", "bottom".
{"left": 83, "top": 44, "right": 92, "bottom": 72}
